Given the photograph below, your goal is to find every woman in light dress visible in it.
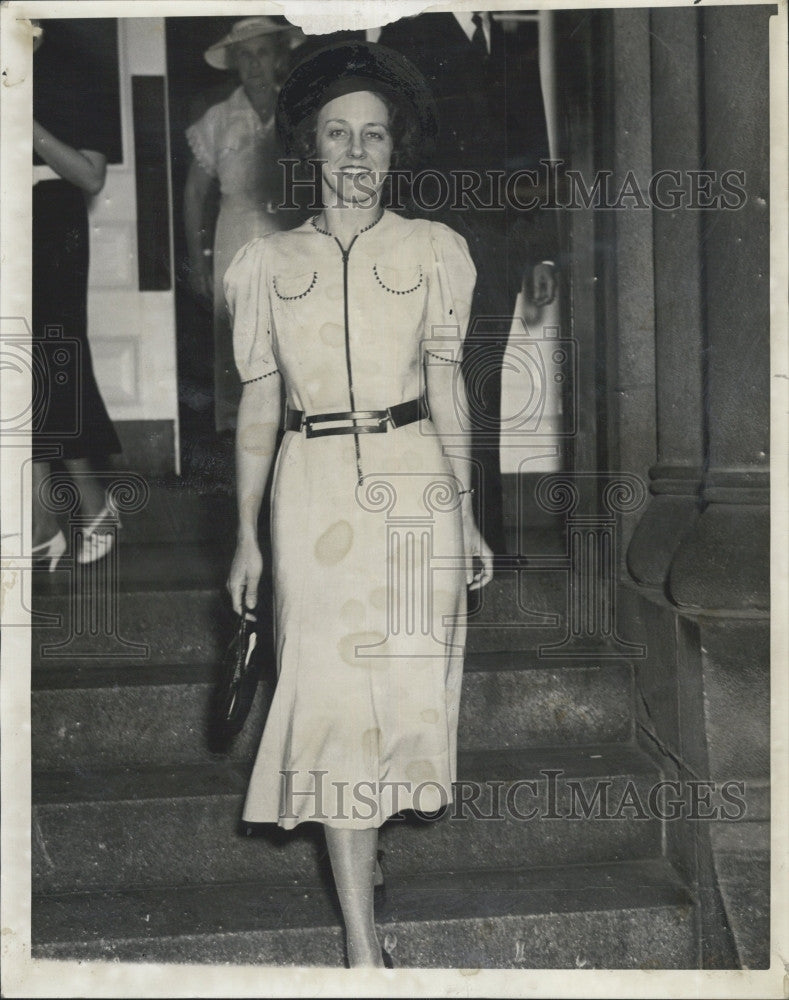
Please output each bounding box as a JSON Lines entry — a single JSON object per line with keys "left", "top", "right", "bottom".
{"left": 184, "top": 17, "right": 299, "bottom": 432}
{"left": 225, "top": 41, "right": 494, "bottom": 968}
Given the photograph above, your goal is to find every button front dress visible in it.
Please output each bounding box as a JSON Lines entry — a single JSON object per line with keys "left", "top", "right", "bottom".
{"left": 224, "top": 211, "right": 476, "bottom": 829}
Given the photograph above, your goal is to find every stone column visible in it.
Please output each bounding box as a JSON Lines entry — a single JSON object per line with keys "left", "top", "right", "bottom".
{"left": 619, "top": 5, "right": 773, "bottom": 969}
{"left": 667, "top": 6, "right": 771, "bottom": 612}
{"left": 606, "top": 9, "right": 657, "bottom": 554}
{"left": 626, "top": 7, "right": 706, "bottom": 586}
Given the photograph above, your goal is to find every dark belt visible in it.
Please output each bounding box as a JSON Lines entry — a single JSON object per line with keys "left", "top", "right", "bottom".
{"left": 284, "top": 395, "right": 428, "bottom": 439}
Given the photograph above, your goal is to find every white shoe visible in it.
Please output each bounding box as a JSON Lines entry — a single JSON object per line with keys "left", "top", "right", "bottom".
{"left": 32, "top": 529, "right": 67, "bottom": 572}
{"left": 77, "top": 505, "right": 121, "bottom": 565}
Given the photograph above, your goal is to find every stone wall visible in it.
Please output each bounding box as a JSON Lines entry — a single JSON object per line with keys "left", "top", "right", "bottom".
{"left": 610, "top": 5, "right": 773, "bottom": 970}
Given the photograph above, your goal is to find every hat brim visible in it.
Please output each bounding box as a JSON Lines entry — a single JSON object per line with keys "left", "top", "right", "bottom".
{"left": 276, "top": 41, "right": 437, "bottom": 159}
{"left": 205, "top": 23, "right": 292, "bottom": 71}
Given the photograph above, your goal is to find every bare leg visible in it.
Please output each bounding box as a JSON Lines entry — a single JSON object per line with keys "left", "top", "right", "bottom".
{"left": 32, "top": 461, "right": 60, "bottom": 547}
{"left": 61, "top": 457, "right": 106, "bottom": 522}
{"left": 324, "top": 826, "right": 383, "bottom": 968}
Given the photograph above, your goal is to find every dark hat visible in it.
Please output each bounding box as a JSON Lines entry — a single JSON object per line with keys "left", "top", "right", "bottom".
{"left": 276, "top": 40, "right": 437, "bottom": 155}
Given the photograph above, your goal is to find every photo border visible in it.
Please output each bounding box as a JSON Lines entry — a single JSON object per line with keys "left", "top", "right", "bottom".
{"left": 1, "top": 1, "right": 787, "bottom": 996}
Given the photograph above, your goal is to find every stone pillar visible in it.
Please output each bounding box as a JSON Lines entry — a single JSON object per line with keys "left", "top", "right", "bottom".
{"left": 667, "top": 8, "right": 772, "bottom": 970}
{"left": 626, "top": 7, "right": 705, "bottom": 586}
{"left": 667, "top": 5, "right": 771, "bottom": 612}
{"left": 620, "top": 5, "right": 773, "bottom": 969}
{"left": 606, "top": 9, "right": 656, "bottom": 554}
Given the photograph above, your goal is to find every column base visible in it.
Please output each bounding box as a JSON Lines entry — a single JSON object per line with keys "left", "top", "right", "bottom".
{"left": 626, "top": 466, "right": 702, "bottom": 587}
{"left": 668, "top": 502, "right": 769, "bottom": 613}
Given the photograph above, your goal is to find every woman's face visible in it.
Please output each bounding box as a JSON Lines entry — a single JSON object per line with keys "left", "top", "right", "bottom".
{"left": 233, "top": 35, "right": 281, "bottom": 95}
{"left": 316, "top": 90, "right": 393, "bottom": 209}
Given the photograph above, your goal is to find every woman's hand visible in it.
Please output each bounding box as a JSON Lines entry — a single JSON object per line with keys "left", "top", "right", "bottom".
{"left": 227, "top": 537, "right": 263, "bottom": 614}
{"left": 526, "top": 262, "right": 557, "bottom": 308}
{"left": 462, "top": 512, "right": 494, "bottom": 591}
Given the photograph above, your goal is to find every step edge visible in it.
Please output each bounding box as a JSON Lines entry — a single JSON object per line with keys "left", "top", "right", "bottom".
{"left": 32, "top": 743, "right": 663, "bottom": 805}
{"left": 33, "top": 858, "right": 695, "bottom": 948}
{"left": 31, "top": 657, "right": 633, "bottom": 691}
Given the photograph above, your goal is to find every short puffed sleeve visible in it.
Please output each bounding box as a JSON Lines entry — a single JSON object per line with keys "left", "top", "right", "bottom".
{"left": 423, "top": 222, "right": 477, "bottom": 364}
{"left": 185, "top": 103, "right": 221, "bottom": 178}
{"left": 224, "top": 238, "right": 279, "bottom": 384}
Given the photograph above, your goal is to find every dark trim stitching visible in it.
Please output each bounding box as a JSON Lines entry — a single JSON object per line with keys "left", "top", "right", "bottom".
{"left": 425, "top": 349, "right": 461, "bottom": 364}
{"left": 373, "top": 263, "right": 424, "bottom": 295}
{"left": 273, "top": 272, "right": 317, "bottom": 300}
{"left": 310, "top": 213, "right": 383, "bottom": 238}
{"left": 242, "top": 368, "right": 280, "bottom": 384}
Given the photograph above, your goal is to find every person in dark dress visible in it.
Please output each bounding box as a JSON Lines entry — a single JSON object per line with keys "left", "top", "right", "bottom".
{"left": 31, "top": 21, "right": 122, "bottom": 568}
{"left": 379, "top": 11, "right": 558, "bottom": 552}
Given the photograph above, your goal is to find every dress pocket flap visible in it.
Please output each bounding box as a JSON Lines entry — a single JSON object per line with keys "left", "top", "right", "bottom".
{"left": 373, "top": 263, "right": 424, "bottom": 295}
{"left": 273, "top": 270, "right": 318, "bottom": 300}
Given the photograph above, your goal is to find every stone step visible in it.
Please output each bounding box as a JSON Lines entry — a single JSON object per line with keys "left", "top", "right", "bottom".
{"left": 32, "top": 745, "right": 661, "bottom": 895}
{"left": 466, "top": 567, "right": 570, "bottom": 653}
{"left": 29, "top": 481, "right": 237, "bottom": 548}
{"left": 31, "top": 586, "right": 226, "bottom": 668}
{"left": 30, "top": 548, "right": 570, "bottom": 667}
{"left": 32, "top": 654, "right": 633, "bottom": 770}
{"left": 33, "top": 857, "right": 696, "bottom": 968}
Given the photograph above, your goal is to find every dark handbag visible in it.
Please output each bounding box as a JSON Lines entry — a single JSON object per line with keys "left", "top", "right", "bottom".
{"left": 213, "top": 604, "right": 274, "bottom": 740}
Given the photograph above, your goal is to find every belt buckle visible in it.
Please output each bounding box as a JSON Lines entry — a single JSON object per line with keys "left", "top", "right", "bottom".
{"left": 304, "top": 410, "right": 389, "bottom": 438}
{"left": 367, "top": 410, "right": 391, "bottom": 433}
{"left": 304, "top": 415, "right": 326, "bottom": 438}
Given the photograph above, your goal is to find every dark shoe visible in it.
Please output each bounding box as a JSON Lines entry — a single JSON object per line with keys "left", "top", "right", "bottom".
{"left": 374, "top": 849, "right": 385, "bottom": 886}
{"left": 373, "top": 849, "right": 386, "bottom": 906}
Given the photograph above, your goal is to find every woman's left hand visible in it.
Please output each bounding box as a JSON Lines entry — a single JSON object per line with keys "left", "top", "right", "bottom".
{"left": 462, "top": 515, "right": 494, "bottom": 591}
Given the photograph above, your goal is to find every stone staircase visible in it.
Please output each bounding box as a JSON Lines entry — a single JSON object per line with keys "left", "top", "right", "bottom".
{"left": 30, "top": 483, "right": 698, "bottom": 968}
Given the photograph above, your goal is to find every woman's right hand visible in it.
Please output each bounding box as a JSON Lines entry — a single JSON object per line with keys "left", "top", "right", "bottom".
{"left": 462, "top": 512, "right": 494, "bottom": 591}
{"left": 227, "top": 537, "right": 263, "bottom": 614}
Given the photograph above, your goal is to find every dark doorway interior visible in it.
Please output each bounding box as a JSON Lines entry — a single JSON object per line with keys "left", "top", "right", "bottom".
{"left": 165, "top": 17, "right": 240, "bottom": 490}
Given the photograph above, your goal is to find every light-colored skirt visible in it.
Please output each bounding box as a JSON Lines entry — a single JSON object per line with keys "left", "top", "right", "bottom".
{"left": 242, "top": 422, "right": 468, "bottom": 829}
